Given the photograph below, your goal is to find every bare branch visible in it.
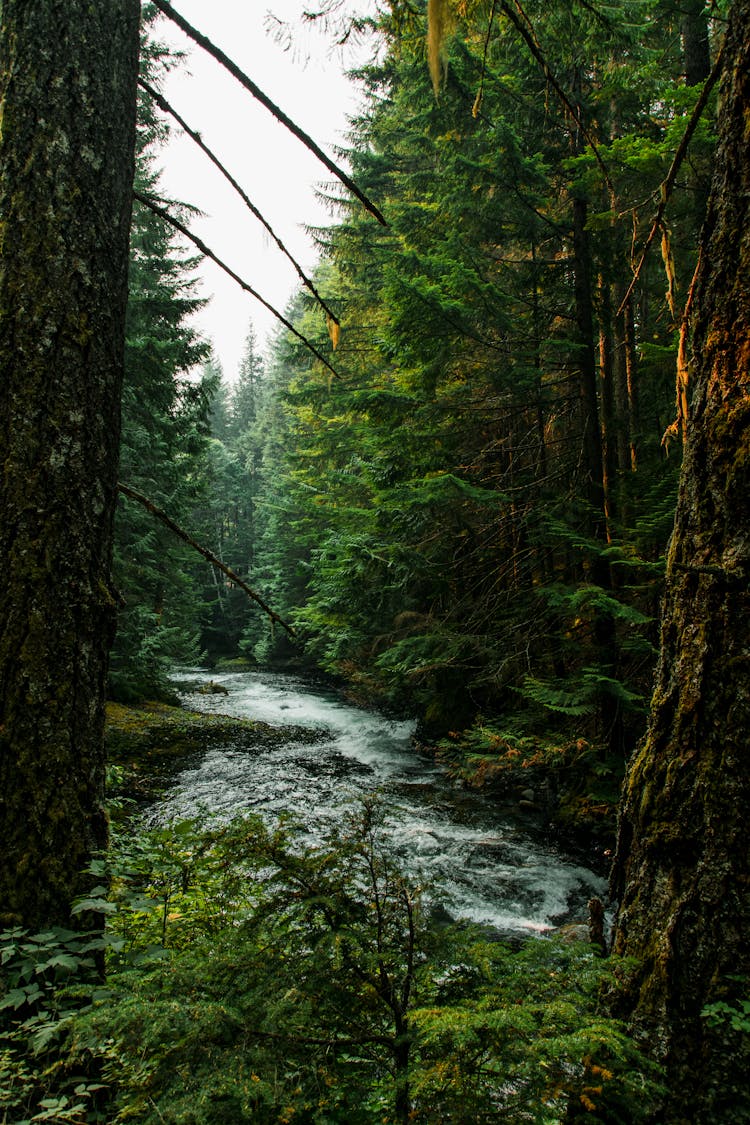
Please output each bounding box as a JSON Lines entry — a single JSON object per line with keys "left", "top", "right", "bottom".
{"left": 617, "top": 42, "right": 725, "bottom": 317}
{"left": 133, "top": 190, "right": 341, "bottom": 379}
{"left": 499, "top": 0, "right": 614, "bottom": 193}
{"left": 472, "top": 0, "right": 498, "bottom": 118}
{"left": 150, "top": 0, "right": 387, "bottom": 226}
{"left": 117, "top": 482, "right": 297, "bottom": 639}
{"left": 139, "top": 78, "right": 340, "bottom": 329}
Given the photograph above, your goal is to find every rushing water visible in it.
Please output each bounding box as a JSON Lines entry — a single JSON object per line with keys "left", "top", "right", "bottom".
{"left": 155, "top": 668, "right": 606, "bottom": 935}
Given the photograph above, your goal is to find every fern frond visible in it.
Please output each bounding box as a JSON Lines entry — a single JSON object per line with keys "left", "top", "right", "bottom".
{"left": 516, "top": 675, "right": 596, "bottom": 717}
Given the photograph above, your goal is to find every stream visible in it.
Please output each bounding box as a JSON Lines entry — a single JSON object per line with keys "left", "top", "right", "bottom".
{"left": 153, "top": 668, "right": 606, "bottom": 936}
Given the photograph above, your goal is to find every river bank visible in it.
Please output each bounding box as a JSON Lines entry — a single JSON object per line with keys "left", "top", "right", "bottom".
{"left": 107, "top": 668, "right": 608, "bottom": 936}
{"left": 105, "top": 697, "right": 325, "bottom": 806}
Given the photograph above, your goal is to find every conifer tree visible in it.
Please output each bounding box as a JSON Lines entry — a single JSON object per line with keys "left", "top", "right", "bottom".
{"left": 230, "top": 322, "right": 264, "bottom": 438}
{"left": 205, "top": 353, "right": 232, "bottom": 443}
{"left": 611, "top": 2, "right": 750, "bottom": 1116}
{"left": 0, "top": 0, "right": 140, "bottom": 928}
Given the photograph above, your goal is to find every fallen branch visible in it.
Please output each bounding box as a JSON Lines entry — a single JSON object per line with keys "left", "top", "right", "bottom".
{"left": 139, "top": 78, "right": 340, "bottom": 330}
{"left": 118, "top": 482, "right": 297, "bottom": 639}
{"left": 150, "top": 0, "right": 386, "bottom": 226}
{"left": 617, "top": 42, "right": 725, "bottom": 317}
{"left": 134, "top": 190, "right": 340, "bottom": 379}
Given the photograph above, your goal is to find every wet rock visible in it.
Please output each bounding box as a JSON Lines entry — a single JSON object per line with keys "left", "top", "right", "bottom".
{"left": 198, "top": 681, "right": 229, "bottom": 695}
{"left": 556, "top": 922, "right": 590, "bottom": 943}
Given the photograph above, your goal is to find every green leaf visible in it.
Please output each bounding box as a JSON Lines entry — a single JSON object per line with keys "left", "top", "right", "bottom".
{"left": 71, "top": 898, "right": 117, "bottom": 916}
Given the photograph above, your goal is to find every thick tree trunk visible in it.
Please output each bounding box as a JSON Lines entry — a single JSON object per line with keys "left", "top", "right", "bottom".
{"left": 611, "top": 3, "right": 750, "bottom": 1119}
{"left": 0, "top": 1, "right": 141, "bottom": 928}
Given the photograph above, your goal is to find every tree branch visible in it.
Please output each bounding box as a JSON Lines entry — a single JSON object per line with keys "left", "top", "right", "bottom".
{"left": 472, "top": 0, "right": 498, "bottom": 118}
{"left": 117, "top": 482, "right": 297, "bottom": 639}
{"left": 133, "top": 190, "right": 340, "bottom": 379}
{"left": 149, "top": 0, "right": 387, "bottom": 226}
{"left": 616, "top": 42, "right": 726, "bottom": 317}
{"left": 499, "top": 0, "right": 614, "bottom": 193}
{"left": 139, "top": 78, "right": 340, "bottom": 330}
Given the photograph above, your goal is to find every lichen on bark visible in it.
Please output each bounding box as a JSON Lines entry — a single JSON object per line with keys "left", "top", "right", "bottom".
{"left": 611, "top": 3, "right": 750, "bottom": 1119}
{"left": 0, "top": 1, "right": 141, "bottom": 929}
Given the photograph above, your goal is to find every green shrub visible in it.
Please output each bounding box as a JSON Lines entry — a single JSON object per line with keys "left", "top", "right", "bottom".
{"left": 2, "top": 805, "right": 662, "bottom": 1123}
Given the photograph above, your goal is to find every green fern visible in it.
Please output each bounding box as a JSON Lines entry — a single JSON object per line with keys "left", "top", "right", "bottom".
{"left": 516, "top": 675, "right": 597, "bottom": 718}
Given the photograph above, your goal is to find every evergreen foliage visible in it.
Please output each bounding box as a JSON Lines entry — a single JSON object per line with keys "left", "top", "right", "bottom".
{"left": 0, "top": 810, "right": 661, "bottom": 1124}
{"left": 2, "top": 2, "right": 744, "bottom": 1120}
{"left": 192, "top": 324, "right": 271, "bottom": 659}
{"left": 223, "top": 0, "right": 718, "bottom": 775}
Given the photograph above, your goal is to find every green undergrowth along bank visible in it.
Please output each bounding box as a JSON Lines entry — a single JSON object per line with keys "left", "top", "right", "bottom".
{"left": 434, "top": 721, "right": 625, "bottom": 859}
{"left": 1, "top": 805, "right": 662, "bottom": 1124}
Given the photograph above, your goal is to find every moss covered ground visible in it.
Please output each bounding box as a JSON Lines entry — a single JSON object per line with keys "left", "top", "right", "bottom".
{"left": 105, "top": 699, "right": 324, "bottom": 806}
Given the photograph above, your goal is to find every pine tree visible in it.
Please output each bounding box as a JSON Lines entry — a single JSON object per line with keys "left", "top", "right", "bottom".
{"left": 611, "top": 3, "right": 750, "bottom": 1116}
{"left": 0, "top": 0, "right": 140, "bottom": 928}
{"left": 230, "top": 321, "right": 264, "bottom": 438}
{"left": 205, "top": 352, "right": 232, "bottom": 443}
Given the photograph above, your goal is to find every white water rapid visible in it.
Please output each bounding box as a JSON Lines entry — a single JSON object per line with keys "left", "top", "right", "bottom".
{"left": 155, "top": 668, "right": 607, "bottom": 936}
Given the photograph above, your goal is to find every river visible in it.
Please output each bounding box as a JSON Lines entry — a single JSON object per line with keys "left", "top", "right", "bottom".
{"left": 154, "top": 668, "right": 606, "bottom": 936}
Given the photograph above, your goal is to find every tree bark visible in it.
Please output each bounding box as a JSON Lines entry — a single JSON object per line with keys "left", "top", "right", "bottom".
{"left": 611, "top": 3, "right": 750, "bottom": 1119}
{"left": 0, "top": 1, "right": 141, "bottom": 929}
{"left": 680, "top": 0, "right": 711, "bottom": 87}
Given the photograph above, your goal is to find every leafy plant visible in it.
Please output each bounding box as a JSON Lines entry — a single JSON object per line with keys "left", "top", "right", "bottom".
{"left": 19, "top": 806, "right": 660, "bottom": 1125}
{"left": 0, "top": 925, "right": 112, "bottom": 1124}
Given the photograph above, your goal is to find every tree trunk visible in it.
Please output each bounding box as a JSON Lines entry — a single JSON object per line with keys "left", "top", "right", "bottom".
{"left": 572, "top": 193, "right": 604, "bottom": 522}
{"left": 614, "top": 284, "right": 639, "bottom": 473}
{"left": 680, "top": 0, "right": 711, "bottom": 87}
{"left": 597, "top": 274, "right": 617, "bottom": 537}
{"left": 611, "top": 3, "right": 750, "bottom": 1119}
{"left": 571, "top": 181, "right": 622, "bottom": 756}
{"left": 0, "top": 1, "right": 141, "bottom": 929}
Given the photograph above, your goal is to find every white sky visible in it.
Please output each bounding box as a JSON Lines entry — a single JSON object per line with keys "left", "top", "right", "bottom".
{"left": 154, "top": 1, "right": 377, "bottom": 381}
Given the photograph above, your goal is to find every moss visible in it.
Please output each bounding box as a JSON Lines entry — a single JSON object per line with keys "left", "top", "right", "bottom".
{"left": 208, "top": 655, "right": 256, "bottom": 672}
{"left": 105, "top": 700, "right": 326, "bottom": 807}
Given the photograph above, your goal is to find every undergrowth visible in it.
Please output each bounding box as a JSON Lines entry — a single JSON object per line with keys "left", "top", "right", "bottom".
{"left": 436, "top": 721, "right": 625, "bottom": 851}
{"left": 1, "top": 804, "right": 662, "bottom": 1124}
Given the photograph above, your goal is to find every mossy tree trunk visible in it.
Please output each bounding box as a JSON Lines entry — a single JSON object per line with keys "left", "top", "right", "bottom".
{"left": 611, "top": 3, "right": 750, "bottom": 1119}
{"left": 0, "top": 1, "right": 141, "bottom": 929}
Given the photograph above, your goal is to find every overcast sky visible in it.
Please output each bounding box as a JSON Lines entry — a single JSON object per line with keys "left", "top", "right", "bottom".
{"left": 154, "top": 1, "right": 377, "bottom": 381}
